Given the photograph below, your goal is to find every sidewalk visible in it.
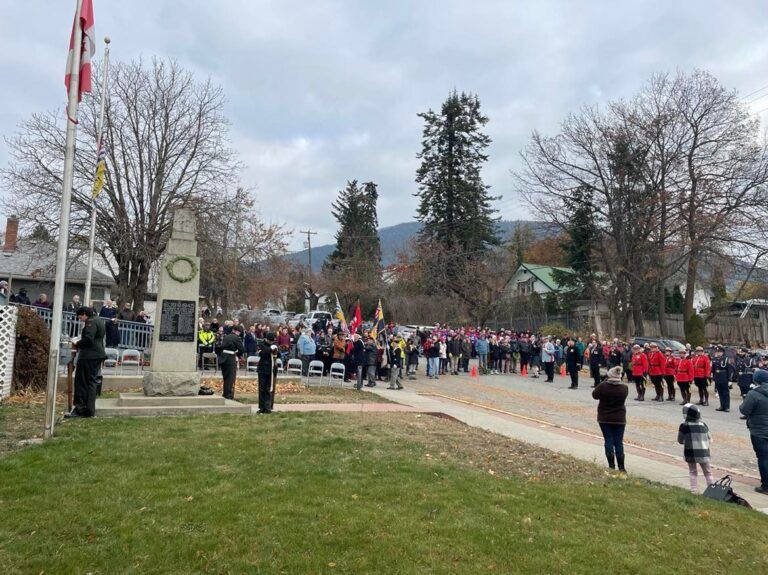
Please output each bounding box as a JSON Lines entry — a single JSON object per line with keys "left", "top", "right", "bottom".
{"left": 359, "top": 385, "right": 768, "bottom": 513}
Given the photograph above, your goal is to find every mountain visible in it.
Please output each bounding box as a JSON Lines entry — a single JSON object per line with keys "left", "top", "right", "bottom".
{"left": 287, "top": 220, "right": 554, "bottom": 272}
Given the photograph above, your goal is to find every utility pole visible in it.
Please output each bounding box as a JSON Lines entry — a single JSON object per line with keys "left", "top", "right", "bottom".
{"left": 300, "top": 229, "right": 318, "bottom": 312}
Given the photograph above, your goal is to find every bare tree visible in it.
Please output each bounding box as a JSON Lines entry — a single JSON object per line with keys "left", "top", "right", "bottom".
{"left": 1, "top": 58, "right": 240, "bottom": 310}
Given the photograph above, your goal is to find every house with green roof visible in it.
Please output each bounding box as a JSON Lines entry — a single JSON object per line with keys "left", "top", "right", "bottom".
{"left": 509, "top": 263, "right": 575, "bottom": 298}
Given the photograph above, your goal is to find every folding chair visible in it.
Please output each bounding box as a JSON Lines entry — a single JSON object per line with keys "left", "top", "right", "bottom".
{"left": 201, "top": 352, "right": 218, "bottom": 372}
{"left": 103, "top": 347, "right": 119, "bottom": 370}
{"left": 246, "top": 355, "right": 259, "bottom": 373}
{"left": 306, "top": 360, "right": 325, "bottom": 385}
{"left": 275, "top": 358, "right": 284, "bottom": 374}
{"left": 120, "top": 349, "right": 142, "bottom": 375}
{"left": 328, "top": 362, "right": 345, "bottom": 386}
{"left": 287, "top": 358, "right": 303, "bottom": 377}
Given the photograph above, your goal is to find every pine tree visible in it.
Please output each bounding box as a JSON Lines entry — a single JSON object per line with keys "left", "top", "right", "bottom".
{"left": 415, "top": 91, "right": 499, "bottom": 252}
{"left": 552, "top": 186, "right": 599, "bottom": 297}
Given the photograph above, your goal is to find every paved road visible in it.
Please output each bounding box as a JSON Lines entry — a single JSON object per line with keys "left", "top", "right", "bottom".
{"left": 403, "top": 364, "right": 760, "bottom": 478}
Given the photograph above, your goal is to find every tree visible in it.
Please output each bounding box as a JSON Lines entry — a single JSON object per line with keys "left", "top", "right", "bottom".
{"left": 551, "top": 186, "right": 599, "bottom": 299}
{"left": 322, "top": 180, "right": 382, "bottom": 312}
{"left": 1, "top": 58, "right": 240, "bottom": 310}
{"left": 415, "top": 90, "right": 499, "bottom": 252}
{"left": 524, "top": 237, "right": 566, "bottom": 266}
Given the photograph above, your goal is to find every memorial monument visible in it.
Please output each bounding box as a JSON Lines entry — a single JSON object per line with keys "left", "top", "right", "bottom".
{"left": 143, "top": 208, "right": 201, "bottom": 396}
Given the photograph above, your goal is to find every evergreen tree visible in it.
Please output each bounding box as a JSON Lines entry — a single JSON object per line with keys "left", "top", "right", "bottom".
{"left": 552, "top": 186, "right": 599, "bottom": 297}
{"left": 415, "top": 90, "right": 499, "bottom": 252}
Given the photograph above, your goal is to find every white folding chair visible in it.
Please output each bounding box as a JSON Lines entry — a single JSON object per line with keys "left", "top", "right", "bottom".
{"left": 275, "top": 358, "right": 284, "bottom": 374}
{"left": 287, "top": 358, "right": 303, "bottom": 377}
{"left": 328, "top": 362, "right": 345, "bottom": 386}
{"left": 104, "top": 347, "right": 119, "bottom": 370}
{"left": 120, "top": 349, "right": 142, "bottom": 375}
{"left": 201, "top": 352, "right": 218, "bottom": 372}
{"left": 246, "top": 355, "right": 259, "bottom": 373}
{"left": 306, "top": 360, "right": 324, "bottom": 385}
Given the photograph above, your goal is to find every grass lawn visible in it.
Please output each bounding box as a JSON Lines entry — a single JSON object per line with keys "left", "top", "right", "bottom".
{"left": 2, "top": 411, "right": 767, "bottom": 574}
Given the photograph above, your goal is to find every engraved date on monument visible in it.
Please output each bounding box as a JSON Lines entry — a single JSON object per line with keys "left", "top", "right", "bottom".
{"left": 159, "top": 299, "right": 197, "bottom": 342}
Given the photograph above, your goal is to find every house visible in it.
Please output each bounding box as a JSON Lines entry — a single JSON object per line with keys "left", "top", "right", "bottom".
{"left": 0, "top": 216, "right": 114, "bottom": 306}
{"left": 508, "top": 263, "right": 575, "bottom": 298}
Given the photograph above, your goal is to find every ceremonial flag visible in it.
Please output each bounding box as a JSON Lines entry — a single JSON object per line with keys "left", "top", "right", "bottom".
{"left": 92, "top": 142, "right": 106, "bottom": 198}
{"left": 370, "top": 299, "right": 385, "bottom": 339}
{"left": 334, "top": 293, "right": 348, "bottom": 333}
{"left": 349, "top": 301, "right": 362, "bottom": 334}
{"left": 65, "top": 0, "right": 96, "bottom": 102}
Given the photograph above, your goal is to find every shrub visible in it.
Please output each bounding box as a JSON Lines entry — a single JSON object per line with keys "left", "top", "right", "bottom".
{"left": 684, "top": 313, "right": 707, "bottom": 348}
{"left": 13, "top": 307, "right": 51, "bottom": 392}
{"left": 538, "top": 322, "right": 570, "bottom": 339}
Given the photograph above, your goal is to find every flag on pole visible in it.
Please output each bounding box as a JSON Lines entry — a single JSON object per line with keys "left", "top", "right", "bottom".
{"left": 92, "top": 142, "right": 106, "bottom": 198}
{"left": 349, "top": 301, "right": 362, "bottom": 334}
{"left": 333, "top": 293, "right": 348, "bottom": 333}
{"left": 65, "top": 0, "right": 96, "bottom": 102}
{"left": 370, "top": 299, "right": 385, "bottom": 339}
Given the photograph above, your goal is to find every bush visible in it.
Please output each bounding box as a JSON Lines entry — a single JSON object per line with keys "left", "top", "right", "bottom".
{"left": 684, "top": 313, "right": 707, "bottom": 348}
{"left": 13, "top": 307, "right": 51, "bottom": 393}
{"left": 538, "top": 322, "right": 570, "bottom": 339}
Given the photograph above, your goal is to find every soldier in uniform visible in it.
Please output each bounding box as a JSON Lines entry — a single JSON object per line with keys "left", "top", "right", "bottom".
{"left": 735, "top": 348, "right": 756, "bottom": 399}
{"left": 219, "top": 324, "right": 245, "bottom": 400}
{"left": 65, "top": 306, "right": 106, "bottom": 418}
{"left": 711, "top": 346, "right": 736, "bottom": 412}
{"left": 256, "top": 332, "right": 279, "bottom": 413}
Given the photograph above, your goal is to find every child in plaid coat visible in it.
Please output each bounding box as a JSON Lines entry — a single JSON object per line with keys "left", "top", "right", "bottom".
{"left": 677, "top": 403, "right": 715, "bottom": 492}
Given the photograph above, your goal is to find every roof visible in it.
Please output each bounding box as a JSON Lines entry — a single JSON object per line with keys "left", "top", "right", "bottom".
{"left": 0, "top": 239, "right": 113, "bottom": 286}
{"left": 517, "top": 263, "right": 575, "bottom": 292}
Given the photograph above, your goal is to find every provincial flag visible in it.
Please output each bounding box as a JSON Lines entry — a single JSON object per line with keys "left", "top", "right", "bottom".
{"left": 334, "top": 293, "right": 348, "bottom": 333}
{"left": 92, "top": 142, "right": 107, "bottom": 198}
{"left": 349, "top": 301, "right": 362, "bottom": 335}
{"left": 65, "top": 0, "right": 96, "bottom": 102}
{"left": 370, "top": 299, "right": 385, "bottom": 339}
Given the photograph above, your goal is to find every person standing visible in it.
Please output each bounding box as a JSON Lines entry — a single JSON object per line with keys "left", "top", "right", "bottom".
{"left": 364, "top": 335, "right": 379, "bottom": 387}
{"left": 711, "top": 346, "right": 735, "bottom": 412}
{"left": 244, "top": 325, "right": 259, "bottom": 358}
{"left": 565, "top": 339, "right": 582, "bottom": 389}
{"left": 592, "top": 366, "right": 628, "bottom": 472}
{"left": 675, "top": 349, "right": 695, "bottom": 405}
{"left": 448, "top": 335, "right": 462, "bottom": 376}
{"left": 541, "top": 336, "right": 556, "bottom": 383}
{"left": 256, "top": 332, "right": 279, "bottom": 414}
{"left": 461, "top": 335, "right": 472, "bottom": 373}
{"left": 677, "top": 403, "right": 715, "bottom": 493}
{"left": 739, "top": 369, "right": 768, "bottom": 494}
{"left": 692, "top": 346, "right": 711, "bottom": 406}
{"left": 99, "top": 300, "right": 120, "bottom": 348}
{"left": 630, "top": 344, "right": 649, "bottom": 401}
{"left": 32, "top": 293, "right": 52, "bottom": 309}
{"left": 427, "top": 336, "right": 441, "bottom": 379}
{"left": 735, "top": 348, "right": 756, "bottom": 399}
{"left": 297, "top": 329, "right": 317, "bottom": 376}
{"left": 663, "top": 348, "right": 678, "bottom": 402}
{"left": 647, "top": 342, "right": 667, "bottom": 402}
{"left": 475, "top": 334, "right": 489, "bottom": 372}
{"left": 65, "top": 306, "right": 106, "bottom": 418}
{"left": 219, "top": 324, "right": 245, "bottom": 400}
{"left": 588, "top": 342, "right": 606, "bottom": 388}
{"left": 350, "top": 333, "right": 366, "bottom": 389}
{"left": 66, "top": 294, "right": 81, "bottom": 312}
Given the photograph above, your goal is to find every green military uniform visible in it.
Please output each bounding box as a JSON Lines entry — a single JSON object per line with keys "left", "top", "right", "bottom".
{"left": 73, "top": 313, "right": 107, "bottom": 417}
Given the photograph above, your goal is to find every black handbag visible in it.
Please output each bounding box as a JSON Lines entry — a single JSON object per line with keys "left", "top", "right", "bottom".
{"left": 703, "top": 475, "right": 734, "bottom": 502}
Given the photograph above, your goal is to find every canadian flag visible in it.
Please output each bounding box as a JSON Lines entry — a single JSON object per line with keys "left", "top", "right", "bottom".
{"left": 349, "top": 302, "right": 363, "bottom": 335}
{"left": 65, "top": 0, "right": 96, "bottom": 102}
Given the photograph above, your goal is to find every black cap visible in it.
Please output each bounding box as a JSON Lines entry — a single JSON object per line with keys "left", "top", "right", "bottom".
{"left": 715, "top": 345, "right": 724, "bottom": 352}
{"left": 232, "top": 324, "right": 244, "bottom": 334}
{"left": 75, "top": 306, "right": 92, "bottom": 317}
{"left": 265, "top": 332, "right": 276, "bottom": 342}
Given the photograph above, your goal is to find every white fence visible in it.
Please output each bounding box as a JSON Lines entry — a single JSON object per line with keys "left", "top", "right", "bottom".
{"left": 0, "top": 305, "right": 18, "bottom": 401}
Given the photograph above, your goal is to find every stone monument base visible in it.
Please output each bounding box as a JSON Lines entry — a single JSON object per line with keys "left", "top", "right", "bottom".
{"left": 96, "top": 393, "right": 251, "bottom": 417}
{"left": 143, "top": 371, "right": 201, "bottom": 396}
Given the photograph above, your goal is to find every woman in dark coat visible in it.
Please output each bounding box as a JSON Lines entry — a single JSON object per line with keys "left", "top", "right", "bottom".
{"left": 99, "top": 300, "right": 120, "bottom": 348}
{"left": 592, "top": 365, "right": 629, "bottom": 472}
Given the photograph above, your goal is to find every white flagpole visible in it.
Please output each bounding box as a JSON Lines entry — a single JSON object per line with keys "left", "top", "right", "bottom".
{"left": 84, "top": 37, "right": 111, "bottom": 306}
{"left": 44, "top": 0, "right": 85, "bottom": 439}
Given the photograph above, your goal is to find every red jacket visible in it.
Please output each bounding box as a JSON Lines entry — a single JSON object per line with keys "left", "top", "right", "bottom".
{"left": 693, "top": 354, "right": 711, "bottom": 379}
{"left": 631, "top": 352, "right": 649, "bottom": 377}
{"left": 648, "top": 351, "right": 666, "bottom": 377}
{"left": 676, "top": 357, "right": 694, "bottom": 383}
{"left": 664, "top": 355, "right": 678, "bottom": 377}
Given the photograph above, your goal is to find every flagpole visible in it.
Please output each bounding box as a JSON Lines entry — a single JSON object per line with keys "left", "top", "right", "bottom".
{"left": 44, "top": 0, "right": 85, "bottom": 439}
{"left": 84, "top": 37, "right": 110, "bottom": 306}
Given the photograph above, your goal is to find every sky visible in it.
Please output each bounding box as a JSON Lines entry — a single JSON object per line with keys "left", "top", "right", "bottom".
{"left": 1, "top": 1, "right": 768, "bottom": 250}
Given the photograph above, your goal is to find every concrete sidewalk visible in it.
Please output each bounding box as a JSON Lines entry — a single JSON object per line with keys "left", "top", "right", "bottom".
{"left": 272, "top": 403, "right": 425, "bottom": 413}
{"left": 363, "top": 386, "right": 768, "bottom": 513}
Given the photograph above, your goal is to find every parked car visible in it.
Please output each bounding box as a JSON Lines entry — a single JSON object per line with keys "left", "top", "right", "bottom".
{"left": 288, "top": 313, "right": 307, "bottom": 329}
{"left": 631, "top": 337, "right": 686, "bottom": 352}
{"left": 304, "top": 311, "right": 334, "bottom": 329}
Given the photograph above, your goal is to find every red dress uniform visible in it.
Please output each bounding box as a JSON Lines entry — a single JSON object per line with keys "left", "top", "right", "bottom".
{"left": 664, "top": 355, "right": 679, "bottom": 377}
{"left": 693, "top": 355, "right": 711, "bottom": 379}
{"left": 648, "top": 351, "right": 666, "bottom": 377}
{"left": 631, "top": 352, "right": 649, "bottom": 377}
{"left": 676, "top": 357, "right": 694, "bottom": 383}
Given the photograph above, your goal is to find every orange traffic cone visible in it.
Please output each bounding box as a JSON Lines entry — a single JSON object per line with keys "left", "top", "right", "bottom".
{"left": 560, "top": 364, "right": 566, "bottom": 376}
{"left": 470, "top": 365, "right": 478, "bottom": 378}
{"left": 521, "top": 365, "right": 527, "bottom": 376}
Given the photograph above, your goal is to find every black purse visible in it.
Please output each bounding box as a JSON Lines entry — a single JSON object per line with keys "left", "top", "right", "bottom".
{"left": 702, "top": 475, "right": 734, "bottom": 502}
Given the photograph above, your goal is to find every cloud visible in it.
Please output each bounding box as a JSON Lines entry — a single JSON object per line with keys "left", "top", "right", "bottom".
{"left": 1, "top": 0, "right": 767, "bottom": 250}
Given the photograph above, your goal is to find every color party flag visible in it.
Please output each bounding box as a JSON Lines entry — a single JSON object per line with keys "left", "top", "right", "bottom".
{"left": 65, "top": 0, "right": 96, "bottom": 102}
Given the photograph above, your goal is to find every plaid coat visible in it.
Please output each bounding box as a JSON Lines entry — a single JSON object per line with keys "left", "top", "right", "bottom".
{"left": 677, "top": 420, "right": 712, "bottom": 463}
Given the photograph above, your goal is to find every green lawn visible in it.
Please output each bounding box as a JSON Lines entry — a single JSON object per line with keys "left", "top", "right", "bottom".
{"left": 1, "top": 412, "right": 766, "bottom": 574}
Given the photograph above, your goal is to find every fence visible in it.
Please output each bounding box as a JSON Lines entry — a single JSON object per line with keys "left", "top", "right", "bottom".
{"left": 0, "top": 305, "right": 18, "bottom": 400}
{"left": 642, "top": 314, "right": 767, "bottom": 345}
{"left": 17, "top": 304, "right": 154, "bottom": 351}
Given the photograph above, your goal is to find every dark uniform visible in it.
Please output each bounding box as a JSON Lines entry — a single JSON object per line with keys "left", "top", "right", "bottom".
{"left": 589, "top": 345, "right": 605, "bottom": 388}
{"left": 565, "top": 344, "right": 582, "bottom": 389}
{"left": 736, "top": 352, "right": 756, "bottom": 398}
{"left": 712, "top": 352, "right": 736, "bottom": 412}
{"left": 256, "top": 334, "right": 279, "bottom": 413}
{"left": 71, "top": 309, "right": 106, "bottom": 417}
{"left": 219, "top": 329, "right": 245, "bottom": 400}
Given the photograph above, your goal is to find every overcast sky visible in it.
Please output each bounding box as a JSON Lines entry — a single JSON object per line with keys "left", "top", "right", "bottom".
{"left": 1, "top": 1, "right": 768, "bottom": 250}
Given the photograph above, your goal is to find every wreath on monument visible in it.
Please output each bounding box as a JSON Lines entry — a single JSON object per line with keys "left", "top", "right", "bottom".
{"left": 166, "top": 255, "right": 198, "bottom": 283}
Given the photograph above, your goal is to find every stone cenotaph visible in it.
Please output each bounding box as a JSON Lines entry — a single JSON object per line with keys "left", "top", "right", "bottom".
{"left": 143, "top": 208, "right": 201, "bottom": 396}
